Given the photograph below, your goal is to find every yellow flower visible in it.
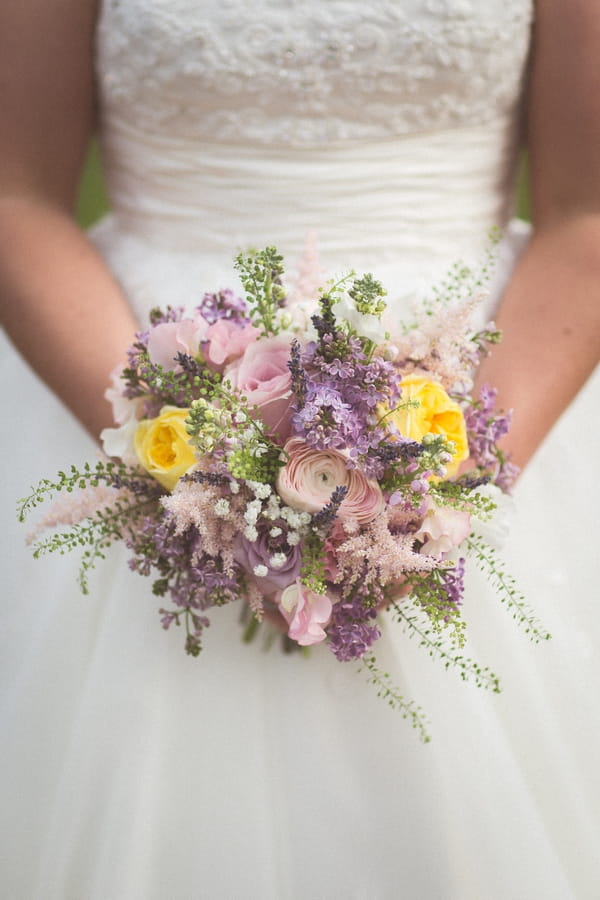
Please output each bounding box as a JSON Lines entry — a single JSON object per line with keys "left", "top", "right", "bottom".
{"left": 134, "top": 406, "right": 197, "bottom": 491}
{"left": 380, "top": 374, "right": 469, "bottom": 476}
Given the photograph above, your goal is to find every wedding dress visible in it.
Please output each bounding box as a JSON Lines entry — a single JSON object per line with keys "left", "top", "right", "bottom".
{"left": 2, "top": 1, "right": 599, "bottom": 897}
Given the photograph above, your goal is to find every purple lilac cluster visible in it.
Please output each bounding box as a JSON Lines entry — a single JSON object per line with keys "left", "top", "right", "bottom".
{"left": 327, "top": 581, "right": 383, "bottom": 661}
{"left": 126, "top": 514, "right": 241, "bottom": 654}
{"left": 291, "top": 330, "right": 400, "bottom": 472}
{"left": 464, "top": 385, "right": 519, "bottom": 490}
{"left": 439, "top": 557, "right": 466, "bottom": 610}
{"left": 197, "top": 289, "right": 250, "bottom": 325}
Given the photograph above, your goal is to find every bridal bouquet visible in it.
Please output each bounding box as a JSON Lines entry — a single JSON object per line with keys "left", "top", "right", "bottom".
{"left": 19, "top": 246, "right": 549, "bottom": 738}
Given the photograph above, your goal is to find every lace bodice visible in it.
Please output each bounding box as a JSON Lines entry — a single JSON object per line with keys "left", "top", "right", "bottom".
{"left": 97, "top": 0, "right": 533, "bottom": 146}
{"left": 92, "top": 0, "right": 534, "bottom": 321}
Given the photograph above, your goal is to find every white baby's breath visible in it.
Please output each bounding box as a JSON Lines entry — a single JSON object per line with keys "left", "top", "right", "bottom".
{"left": 214, "top": 498, "right": 230, "bottom": 517}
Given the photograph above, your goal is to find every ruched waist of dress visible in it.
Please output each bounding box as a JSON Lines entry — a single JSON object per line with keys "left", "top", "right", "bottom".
{"left": 99, "top": 115, "right": 520, "bottom": 271}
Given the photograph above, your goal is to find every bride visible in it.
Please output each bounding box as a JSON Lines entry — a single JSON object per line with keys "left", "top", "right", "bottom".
{"left": 1, "top": 1, "right": 599, "bottom": 897}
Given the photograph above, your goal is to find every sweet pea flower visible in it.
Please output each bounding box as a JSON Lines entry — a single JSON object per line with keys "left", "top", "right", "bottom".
{"left": 276, "top": 437, "right": 383, "bottom": 525}
{"left": 105, "top": 363, "right": 140, "bottom": 426}
{"left": 276, "top": 580, "right": 333, "bottom": 646}
{"left": 332, "top": 292, "right": 388, "bottom": 345}
{"left": 203, "top": 319, "right": 259, "bottom": 371}
{"left": 100, "top": 413, "right": 140, "bottom": 466}
{"left": 415, "top": 499, "right": 471, "bottom": 557}
{"left": 147, "top": 315, "right": 209, "bottom": 370}
{"left": 224, "top": 335, "right": 293, "bottom": 438}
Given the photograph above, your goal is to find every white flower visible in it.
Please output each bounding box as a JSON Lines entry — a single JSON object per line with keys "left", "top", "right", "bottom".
{"left": 269, "top": 526, "right": 283, "bottom": 538}
{"left": 244, "top": 525, "right": 259, "bottom": 541}
{"left": 229, "top": 480, "right": 240, "bottom": 494}
{"left": 269, "top": 552, "right": 287, "bottom": 569}
{"left": 100, "top": 412, "right": 139, "bottom": 466}
{"left": 244, "top": 499, "right": 262, "bottom": 525}
{"left": 214, "top": 499, "right": 230, "bottom": 517}
{"left": 253, "top": 564, "right": 268, "bottom": 578}
{"left": 332, "top": 293, "right": 388, "bottom": 344}
{"left": 287, "top": 531, "right": 300, "bottom": 546}
{"left": 246, "top": 480, "right": 272, "bottom": 499}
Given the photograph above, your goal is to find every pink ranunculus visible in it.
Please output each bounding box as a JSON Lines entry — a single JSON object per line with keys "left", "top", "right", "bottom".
{"left": 224, "top": 335, "right": 293, "bottom": 438}
{"left": 276, "top": 580, "right": 333, "bottom": 646}
{"left": 204, "top": 320, "right": 259, "bottom": 371}
{"left": 415, "top": 500, "right": 471, "bottom": 557}
{"left": 276, "top": 438, "right": 384, "bottom": 525}
{"left": 146, "top": 316, "right": 209, "bottom": 370}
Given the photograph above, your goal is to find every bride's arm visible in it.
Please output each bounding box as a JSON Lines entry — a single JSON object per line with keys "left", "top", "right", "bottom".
{"left": 475, "top": 0, "right": 600, "bottom": 471}
{"left": 0, "top": 0, "right": 137, "bottom": 439}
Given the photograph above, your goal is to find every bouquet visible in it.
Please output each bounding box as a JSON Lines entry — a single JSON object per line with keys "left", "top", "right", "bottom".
{"left": 19, "top": 245, "right": 549, "bottom": 739}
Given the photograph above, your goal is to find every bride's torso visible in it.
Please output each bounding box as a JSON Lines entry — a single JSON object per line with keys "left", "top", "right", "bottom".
{"left": 92, "top": 0, "right": 534, "bottom": 318}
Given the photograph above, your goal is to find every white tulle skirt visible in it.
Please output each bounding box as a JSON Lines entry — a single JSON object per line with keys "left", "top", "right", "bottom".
{"left": 1, "top": 220, "right": 599, "bottom": 900}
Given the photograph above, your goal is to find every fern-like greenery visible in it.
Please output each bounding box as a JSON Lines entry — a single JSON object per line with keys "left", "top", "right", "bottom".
{"left": 466, "top": 535, "right": 551, "bottom": 642}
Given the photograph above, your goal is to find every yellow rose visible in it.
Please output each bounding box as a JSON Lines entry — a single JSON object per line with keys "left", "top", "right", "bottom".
{"left": 134, "top": 406, "right": 197, "bottom": 491}
{"left": 380, "top": 374, "right": 469, "bottom": 476}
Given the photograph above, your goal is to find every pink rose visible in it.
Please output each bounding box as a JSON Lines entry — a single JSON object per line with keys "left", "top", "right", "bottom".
{"left": 147, "top": 316, "right": 209, "bottom": 370}
{"left": 415, "top": 499, "right": 471, "bottom": 557}
{"left": 276, "top": 580, "right": 333, "bottom": 646}
{"left": 224, "top": 335, "right": 293, "bottom": 438}
{"left": 276, "top": 438, "right": 384, "bottom": 525}
{"left": 204, "top": 320, "right": 259, "bottom": 371}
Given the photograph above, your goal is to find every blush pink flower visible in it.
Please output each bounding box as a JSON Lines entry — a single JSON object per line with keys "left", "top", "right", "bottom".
{"left": 147, "top": 316, "right": 209, "bottom": 370}
{"left": 415, "top": 499, "right": 471, "bottom": 557}
{"left": 224, "top": 335, "right": 293, "bottom": 438}
{"left": 203, "top": 320, "right": 259, "bottom": 371}
{"left": 276, "top": 580, "right": 333, "bottom": 646}
{"left": 276, "top": 438, "right": 384, "bottom": 524}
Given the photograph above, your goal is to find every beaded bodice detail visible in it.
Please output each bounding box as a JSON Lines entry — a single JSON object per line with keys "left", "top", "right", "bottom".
{"left": 96, "top": 0, "right": 533, "bottom": 147}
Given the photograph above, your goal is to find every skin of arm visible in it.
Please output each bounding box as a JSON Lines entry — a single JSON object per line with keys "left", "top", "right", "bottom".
{"left": 475, "top": 0, "right": 600, "bottom": 471}
{"left": 0, "top": 0, "right": 138, "bottom": 439}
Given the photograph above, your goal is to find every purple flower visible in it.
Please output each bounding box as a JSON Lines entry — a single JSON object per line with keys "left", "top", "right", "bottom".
{"left": 232, "top": 530, "right": 301, "bottom": 594}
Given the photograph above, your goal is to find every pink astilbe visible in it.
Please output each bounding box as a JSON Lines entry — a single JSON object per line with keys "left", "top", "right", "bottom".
{"left": 287, "top": 231, "right": 325, "bottom": 305}
{"left": 333, "top": 511, "right": 439, "bottom": 589}
{"left": 245, "top": 580, "right": 265, "bottom": 622}
{"left": 161, "top": 481, "right": 244, "bottom": 574}
{"left": 26, "top": 485, "right": 130, "bottom": 544}
{"left": 393, "top": 293, "right": 484, "bottom": 393}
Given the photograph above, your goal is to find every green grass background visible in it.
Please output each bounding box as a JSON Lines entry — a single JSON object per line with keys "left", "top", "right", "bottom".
{"left": 76, "top": 142, "right": 531, "bottom": 227}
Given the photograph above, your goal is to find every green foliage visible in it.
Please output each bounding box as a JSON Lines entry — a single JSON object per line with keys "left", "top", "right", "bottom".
{"left": 360, "top": 653, "right": 431, "bottom": 743}
{"left": 466, "top": 535, "right": 551, "bottom": 642}
{"left": 31, "top": 494, "right": 152, "bottom": 594}
{"left": 234, "top": 246, "right": 286, "bottom": 336}
{"left": 300, "top": 531, "right": 327, "bottom": 594}
{"left": 408, "top": 568, "right": 466, "bottom": 645}
{"left": 122, "top": 350, "right": 222, "bottom": 407}
{"left": 348, "top": 273, "right": 387, "bottom": 317}
{"left": 390, "top": 602, "right": 501, "bottom": 692}
{"left": 17, "top": 460, "right": 146, "bottom": 521}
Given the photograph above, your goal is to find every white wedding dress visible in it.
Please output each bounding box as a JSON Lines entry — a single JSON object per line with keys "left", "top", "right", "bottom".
{"left": 2, "top": 1, "right": 600, "bottom": 897}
